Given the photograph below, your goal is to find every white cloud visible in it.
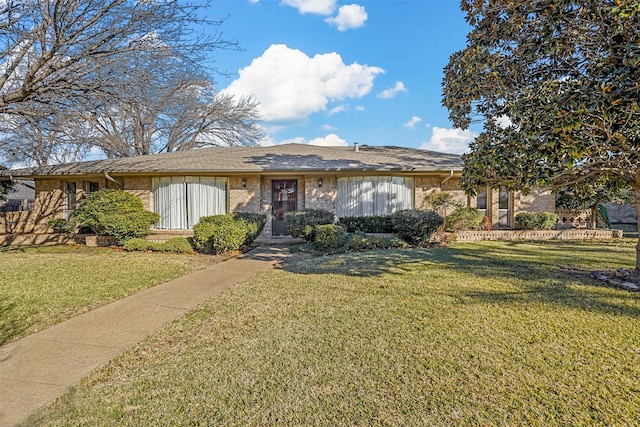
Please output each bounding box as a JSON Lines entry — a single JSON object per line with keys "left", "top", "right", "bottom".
{"left": 355, "top": 105, "right": 365, "bottom": 111}
{"left": 249, "top": 0, "right": 260, "bottom": 4}
{"left": 223, "top": 44, "right": 384, "bottom": 124}
{"left": 420, "top": 126, "right": 477, "bottom": 154}
{"left": 309, "top": 133, "right": 348, "bottom": 146}
{"left": 258, "top": 133, "right": 347, "bottom": 147}
{"left": 377, "top": 81, "right": 407, "bottom": 99}
{"left": 258, "top": 136, "right": 306, "bottom": 147}
{"left": 325, "top": 4, "right": 367, "bottom": 31}
{"left": 404, "top": 116, "right": 423, "bottom": 129}
{"left": 328, "top": 104, "right": 348, "bottom": 115}
{"left": 322, "top": 124, "right": 336, "bottom": 131}
{"left": 280, "top": 0, "right": 336, "bottom": 15}
{"left": 495, "top": 115, "right": 513, "bottom": 128}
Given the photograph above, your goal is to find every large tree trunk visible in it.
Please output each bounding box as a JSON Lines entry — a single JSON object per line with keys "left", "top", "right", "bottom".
{"left": 634, "top": 179, "right": 640, "bottom": 278}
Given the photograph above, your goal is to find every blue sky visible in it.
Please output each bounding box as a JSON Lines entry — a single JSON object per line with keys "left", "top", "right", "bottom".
{"left": 207, "top": 0, "right": 478, "bottom": 154}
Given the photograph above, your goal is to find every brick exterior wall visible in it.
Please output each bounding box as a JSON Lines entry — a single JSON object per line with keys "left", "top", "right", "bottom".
{"left": 3, "top": 174, "right": 557, "bottom": 239}
{"left": 123, "top": 177, "right": 152, "bottom": 210}
{"left": 304, "top": 176, "right": 336, "bottom": 212}
{"left": 229, "top": 176, "right": 261, "bottom": 213}
{"left": 415, "top": 176, "right": 466, "bottom": 212}
{"left": 515, "top": 188, "right": 556, "bottom": 214}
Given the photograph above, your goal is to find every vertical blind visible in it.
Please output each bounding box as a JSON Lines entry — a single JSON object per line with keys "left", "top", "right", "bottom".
{"left": 152, "top": 177, "right": 227, "bottom": 229}
{"left": 336, "top": 176, "right": 413, "bottom": 217}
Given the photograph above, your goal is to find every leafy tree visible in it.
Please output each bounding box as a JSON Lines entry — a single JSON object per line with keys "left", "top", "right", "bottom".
{"left": 442, "top": 0, "right": 640, "bottom": 274}
{"left": 0, "top": 165, "right": 15, "bottom": 200}
{"left": 73, "top": 190, "right": 159, "bottom": 244}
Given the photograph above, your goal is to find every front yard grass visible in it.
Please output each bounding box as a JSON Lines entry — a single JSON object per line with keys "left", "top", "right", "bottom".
{"left": 26, "top": 240, "right": 640, "bottom": 426}
{"left": 0, "top": 245, "right": 221, "bottom": 345}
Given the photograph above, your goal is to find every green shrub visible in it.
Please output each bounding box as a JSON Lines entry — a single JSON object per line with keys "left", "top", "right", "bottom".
{"left": 123, "top": 237, "right": 194, "bottom": 253}
{"left": 390, "top": 210, "right": 444, "bottom": 246}
{"left": 192, "top": 215, "right": 247, "bottom": 254}
{"left": 123, "top": 238, "right": 154, "bottom": 252}
{"left": 347, "top": 231, "right": 408, "bottom": 251}
{"left": 160, "top": 238, "right": 195, "bottom": 253}
{"left": 515, "top": 212, "right": 558, "bottom": 230}
{"left": 314, "top": 224, "right": 348, "bottom": 253}
{"left": 72, "top": 190, "right": 159, "bottom": 245}
{"left": 338, "top": 215, "right": 394, "bottom": 233}
{"left": 233, "top": 212, "right": 267, "bottom": 245}
{"left": 284, "top": 209, "right": 334, "bottom": 242}
{"left": 445, "top": 207, "right": 485, "bottom": 232}
{"left": 47, "top": 218, "right": 75, "bottom": 233}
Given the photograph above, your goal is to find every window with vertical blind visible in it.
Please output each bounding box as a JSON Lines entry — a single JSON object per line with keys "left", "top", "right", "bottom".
{"left": 475, "top": 188, "right": 488, "bottom": 217}
{"left": 152, "top": 177, "right": 227, "bottom": 229}
{"left": 336, "top": 176, "right": 413, "bottom": 217}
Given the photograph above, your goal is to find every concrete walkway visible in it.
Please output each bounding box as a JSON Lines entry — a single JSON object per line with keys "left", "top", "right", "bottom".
{"left": 0, "top": 246, "right": 289, "bottom": 426}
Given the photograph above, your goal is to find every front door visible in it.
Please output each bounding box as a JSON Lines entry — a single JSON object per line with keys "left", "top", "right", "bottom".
{"left": 272, "top": 180, "right": 297, "bottom": 236}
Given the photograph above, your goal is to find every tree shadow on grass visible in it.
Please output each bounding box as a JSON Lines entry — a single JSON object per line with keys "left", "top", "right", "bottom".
{"left": 281, "top": 241, "right": 640, "bottom": 318}
{"left": 0, "top": 299, "right": 28, "bottom": 346}
{"left": 282, "top": 249, "right": 432, "bottom": 277}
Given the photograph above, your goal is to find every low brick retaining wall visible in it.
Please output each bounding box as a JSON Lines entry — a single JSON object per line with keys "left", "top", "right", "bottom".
{"left": 147, "top": 229, "right": 194, "bottom": 243}
{"left": 453, "top": 229, "right": 624, "bottom": 243}
{"left": 0, "top": 233, "right": 81, "bottom": 246}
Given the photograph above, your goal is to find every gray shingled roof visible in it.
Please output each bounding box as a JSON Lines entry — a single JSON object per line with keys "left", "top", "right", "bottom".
{"left": 4, "top": 143, "right": 463, "bottom": 177}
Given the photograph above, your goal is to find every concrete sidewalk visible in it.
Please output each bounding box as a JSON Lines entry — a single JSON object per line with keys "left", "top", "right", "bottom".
{"left": 0, "top": 246, "right": 289, "bottom": 426}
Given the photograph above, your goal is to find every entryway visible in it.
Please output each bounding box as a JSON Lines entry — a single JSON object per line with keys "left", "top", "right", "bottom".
{"left": 271, "top": 180, "right": 297, "bottom": 236}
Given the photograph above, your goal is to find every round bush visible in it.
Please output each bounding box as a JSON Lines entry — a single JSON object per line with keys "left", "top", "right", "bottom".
{"left": 192, "top": 215, "right": 248, "bottom": 254}
{"left": 390, "top": 210, "right": 444, "bottom": 246}
{"left": 337, "top": 215, "right": 394, "bottom": 233}
{"left": 123, "top": 238, "right": 154, "bottom": 252}
{"left": 284, "top": 209, "right": 334, "bottom": 242}
{"left": 73, "top": 190, "right": 159, "bottom": 245}
{"left": 445, "top": 207, "right": 485, "bottom": 232}
{"left": 314, "top": 224, "right": 348, "bottom": 252}
{"left": 515, "top": 212, "right": 558, "bottom": 230}
{"left": 233, "top": 212, "right": 267, "bottom": 245}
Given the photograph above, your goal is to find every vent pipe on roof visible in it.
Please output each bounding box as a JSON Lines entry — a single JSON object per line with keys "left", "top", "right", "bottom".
{"left": 354, "top": 142, "right": 359, "bottom": 152}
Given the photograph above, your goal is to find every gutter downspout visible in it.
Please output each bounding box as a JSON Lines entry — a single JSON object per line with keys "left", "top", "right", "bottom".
{"left": 104, "top": 172, "right": 122, "bottom": 188}
{"left": 439, "top": 170, "right": 454, "bottom": 189}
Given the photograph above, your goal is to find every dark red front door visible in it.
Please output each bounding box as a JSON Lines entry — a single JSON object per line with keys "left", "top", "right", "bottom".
{"left": 272, "top": 180, "right": 297, "bottom": 236}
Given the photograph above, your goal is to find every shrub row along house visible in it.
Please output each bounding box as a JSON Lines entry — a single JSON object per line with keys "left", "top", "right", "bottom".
{"left": 0, "top": 143, "right": 554, "bottom": 239}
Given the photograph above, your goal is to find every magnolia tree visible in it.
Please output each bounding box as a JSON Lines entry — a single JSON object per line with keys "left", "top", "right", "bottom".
{"left": 442, "top": 0, "right": 640, "bottom": 274}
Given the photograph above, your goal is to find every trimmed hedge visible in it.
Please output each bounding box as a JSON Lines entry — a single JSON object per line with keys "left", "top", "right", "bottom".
{"left": 338, "top": 215, "right": 394, "bottom": 233}
{"left": 390, "top": 210, "right": 444, "bottom": 246}
{"left": 123, "top": 237, "right": 194, "bottom": 253}
{"left": 348, "top": 231, "right": 408, "bottom": 251}
{"left": 233, "top": 212, "right": 267, "bottom": 245}
{"left": 284, "top": 209, "right": 334, "bottom": 242}
{"left": 192, "top": 215, "right": 248, "bottom": 254}
{"left": 314, "top": 224, "right": 349, "bottom": 253}
{"left": 73, "top": 190, "right": 159, "bottom": 245}
{"left": 445, "top": 207, "right": 485, "bottom": 232}
{"left": 515, "top": 212, "right": 558, "bottom": 230}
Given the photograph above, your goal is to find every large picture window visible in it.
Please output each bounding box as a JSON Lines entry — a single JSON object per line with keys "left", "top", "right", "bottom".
{"left": 336, "top": 176, "right": 413, "bottom": 218}
{"left": 152, "top": 177, "right": 227, "bottom": 229}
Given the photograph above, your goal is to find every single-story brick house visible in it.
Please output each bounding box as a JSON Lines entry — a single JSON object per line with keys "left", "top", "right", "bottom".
{"left": 1, "top": 143, "right": 554, "bottom": 237}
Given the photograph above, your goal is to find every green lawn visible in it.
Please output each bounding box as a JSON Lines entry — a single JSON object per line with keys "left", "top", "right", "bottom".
{"left": 0, "top": 246, "right": 221, "bottom": 345}
{"left": 25, "top": 240, "right": 640, "bottom": 426}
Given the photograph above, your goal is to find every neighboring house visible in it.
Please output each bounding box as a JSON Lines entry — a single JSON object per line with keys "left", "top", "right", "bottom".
{"left": 0, "top": 143, "right": 554, "bottom": 237}
{"left": 0, "top": 180, "right": 35, "bottom": 212}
